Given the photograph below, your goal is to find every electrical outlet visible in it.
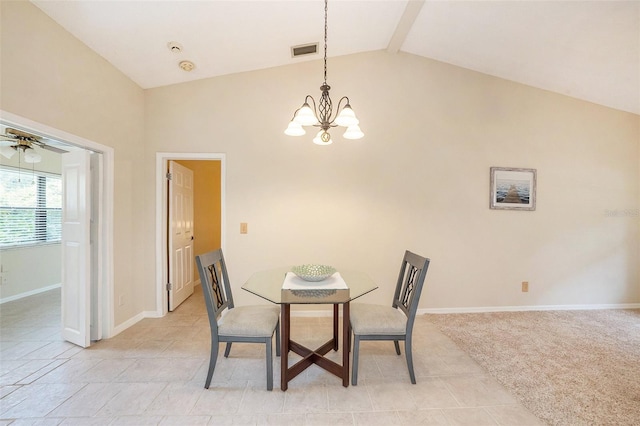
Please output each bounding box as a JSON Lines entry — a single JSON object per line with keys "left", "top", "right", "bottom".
{"left": 522, "top": 281, "right": 529, "bottom": 292}
{"left": 118, "top": 295, "right": 125, "bottom": 306}
{"left": 240, "top": 222, "right": 248, "bottom": 234}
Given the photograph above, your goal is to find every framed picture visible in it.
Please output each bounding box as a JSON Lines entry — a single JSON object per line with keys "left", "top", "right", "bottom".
{"left": 490, "top": 167, "right": 536, "bottom": 210}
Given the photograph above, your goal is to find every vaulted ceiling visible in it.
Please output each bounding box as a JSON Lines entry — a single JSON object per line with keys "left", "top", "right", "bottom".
{"left": 32, "top": 1, "right": 639, "bottom": 114}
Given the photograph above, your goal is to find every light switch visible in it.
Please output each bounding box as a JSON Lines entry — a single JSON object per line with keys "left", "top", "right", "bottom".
{"left": 240, "top": 222, "right": 248, "bottom": 234}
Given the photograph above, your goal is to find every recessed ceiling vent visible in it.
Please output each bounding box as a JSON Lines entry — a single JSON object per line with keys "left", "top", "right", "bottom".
{"left": 291, "top": 43, "right": 319, "bottom": 58}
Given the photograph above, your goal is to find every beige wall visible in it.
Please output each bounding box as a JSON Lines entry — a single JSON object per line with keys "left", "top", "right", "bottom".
{"left": 1, "top": 1, "right": 145, "bottom": 324}
{"left": 1, "top": 2, "right": 638, "bottom": 331}
{"left": 175, "top": 160, "right": 222, "bottom": 278}
{"left": 145, "top": 51, "right": 639, "bottom": 310}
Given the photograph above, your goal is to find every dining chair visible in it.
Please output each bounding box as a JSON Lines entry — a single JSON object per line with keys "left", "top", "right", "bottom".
{"left": 350, "top": 250, "right": 430, "bottom": 385}
{"left": 195, "top": 248, "right": 280, "bottom": 390}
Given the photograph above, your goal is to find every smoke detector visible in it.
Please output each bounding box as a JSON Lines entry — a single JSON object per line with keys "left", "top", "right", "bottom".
{"left": 167, "top": 41, "right": 183, "bottom": 53}
{"left": 179, "top": 60, "right": 195, "bottom": 72}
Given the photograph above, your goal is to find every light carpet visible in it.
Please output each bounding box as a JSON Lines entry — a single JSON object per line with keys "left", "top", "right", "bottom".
{"left": 426, "top": 309, "right": 640, "bottom": 426}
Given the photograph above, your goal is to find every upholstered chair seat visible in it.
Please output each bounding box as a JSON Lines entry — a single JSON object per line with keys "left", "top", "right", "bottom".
{"left": 350, "top": 304, "right": 407, "bottom": 335}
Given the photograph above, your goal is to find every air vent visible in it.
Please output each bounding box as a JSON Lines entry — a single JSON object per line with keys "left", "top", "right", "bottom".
{"left": 291, "top": 43, "right": 319, "bottom": 58}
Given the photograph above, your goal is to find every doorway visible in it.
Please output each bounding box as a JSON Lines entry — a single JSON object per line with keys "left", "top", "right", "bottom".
{"left": 0, "top": 110, "right": 114, "bottom": 343}
{"left": 155, "top": 153, "right": 225, "bottom": 316}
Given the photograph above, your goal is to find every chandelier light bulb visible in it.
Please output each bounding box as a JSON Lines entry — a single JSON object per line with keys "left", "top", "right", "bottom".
{"left": 293, "top": 103, "right": 318, "bottom": 126}
{"left": 313, "top": 130, "right": 333, "bottom": 145}
{"left": 284, "top": 121, "right": 306, "bottom": 136}
{"left": 334, "top": 105, "right": 359, "bottom": 127}
{"left": 343, "top": 124, "right": 364, "bottom": 140}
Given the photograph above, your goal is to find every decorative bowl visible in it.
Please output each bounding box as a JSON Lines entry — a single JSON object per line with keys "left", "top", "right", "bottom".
{"left": 291, "top": 264, "right": 336, "bottom": 282}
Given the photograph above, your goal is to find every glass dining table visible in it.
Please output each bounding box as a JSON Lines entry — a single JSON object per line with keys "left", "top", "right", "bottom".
{"left": 242, "top": 267, "right": 378, "bottom": 391}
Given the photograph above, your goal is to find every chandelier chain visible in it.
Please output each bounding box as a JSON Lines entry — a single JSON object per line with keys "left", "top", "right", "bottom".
{"left": 284, "top": 0, "right": 363, "bottom": 143}
{"left": 323, "top": 0, "right": 328, "bottom": 84}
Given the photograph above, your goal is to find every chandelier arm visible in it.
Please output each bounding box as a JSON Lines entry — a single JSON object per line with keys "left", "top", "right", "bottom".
{"left": 289, "top": 98, "right": 310, "bottom": 122}
{"left": 329, "top": 96, "right": 352, "bottom": 124}
{"left": 336, "top": 96, "right": 351, "bottom": 108}
{"left": 304, "top": 95, "right": 321, "bottom": 122}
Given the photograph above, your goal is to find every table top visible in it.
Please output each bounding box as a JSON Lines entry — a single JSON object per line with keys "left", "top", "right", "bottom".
{"left": 242, "top": 267, "right": 378, "bottom": 304}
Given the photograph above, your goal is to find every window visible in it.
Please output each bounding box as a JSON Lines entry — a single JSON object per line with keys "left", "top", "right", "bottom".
{"left": 0, "top": 167, "right": 62, "bottom": 248}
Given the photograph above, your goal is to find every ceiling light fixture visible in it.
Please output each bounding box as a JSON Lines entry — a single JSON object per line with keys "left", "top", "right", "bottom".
{"left": 0, "top": 142, "right": 41, "bottom": 164}
{"left": 0, "top": 142, "right": 42, "bottom": 183}
{"left": 179, "top": 60, "right": 195, "bottom": 72}
{"left": 284, "top": 0, "right": 363, "bottom": 145}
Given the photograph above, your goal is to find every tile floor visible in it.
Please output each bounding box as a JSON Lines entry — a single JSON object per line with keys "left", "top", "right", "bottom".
{"left": 0, "top": 288, "right": 544, "bottom": 425}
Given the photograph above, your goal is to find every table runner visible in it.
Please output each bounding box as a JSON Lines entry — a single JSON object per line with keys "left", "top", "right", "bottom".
{"left": 282, "top": 271, "right": 348, "bottom": 290}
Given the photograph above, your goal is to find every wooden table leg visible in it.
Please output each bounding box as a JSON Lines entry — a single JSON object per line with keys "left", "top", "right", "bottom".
{"left": 342, "top": 301, "right": 350, "bottom": 387}
{"left": 333, "top": 304, "right": 339, "bottom": 351}
{"left": 280, "top": 301, "right": 351, "bottom": 390}
{"left": 281, "top": 304, "right": 290, "bottom": 391}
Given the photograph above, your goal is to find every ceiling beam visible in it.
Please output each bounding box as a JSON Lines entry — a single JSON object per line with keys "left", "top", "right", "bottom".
{"left": 387, "top": 0, "right": 425, "bottom": 54}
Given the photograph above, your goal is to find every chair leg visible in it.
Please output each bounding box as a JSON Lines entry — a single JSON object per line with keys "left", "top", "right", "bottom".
{"left": 394, "top": 340, "right": 401, "bottom": 355}
{"left": 266, "top": 338, "right": 273, "bottom": 391}
{"left": 224, "top": 342, "right": 232, "bottom": 358}
{"left": 204, "top": 339, "right": 219, "bottom": 389}
{"left": 405, "top": 337, "right": 416, "bottom": 384}
{"left": 275, "top": 319, "right": 281, "bottom": 357}
{"left": 351, "top": 335, "right": 360, "bottom": 386}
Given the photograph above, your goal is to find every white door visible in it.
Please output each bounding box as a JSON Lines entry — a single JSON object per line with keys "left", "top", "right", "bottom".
{"left": 61, "top": 149, "right": 91, "bottom": 347}
{"left": 168, "top": 161, "right": 194, "bottom": 311}
{"left": 89, "top": 152, "right": 102, "bottom": 341}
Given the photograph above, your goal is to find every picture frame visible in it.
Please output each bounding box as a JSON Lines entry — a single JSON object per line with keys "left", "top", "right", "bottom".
{"left": 490, "top": 167, "right": 536, "bottom": 211}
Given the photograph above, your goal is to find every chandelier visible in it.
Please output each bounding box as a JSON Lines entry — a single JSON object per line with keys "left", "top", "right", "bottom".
{"left": 284, "top": 0, "right": 363, "bottom": 145}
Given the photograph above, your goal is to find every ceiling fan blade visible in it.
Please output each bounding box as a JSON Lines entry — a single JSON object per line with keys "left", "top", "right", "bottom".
{"left": 39, "top": 144, "right": 68, "bottom": 154}
{"left": 1, "top": 129, "right": 69, "bottom": 154}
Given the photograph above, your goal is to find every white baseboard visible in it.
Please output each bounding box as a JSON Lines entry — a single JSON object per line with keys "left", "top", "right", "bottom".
{"left": 288, "top": 304, "right": 640, "bottom": 317}
{"left": 0, "top": 283, "right": 62, "bottom": 304}
{"left": 112, "top": 303, "right": 639, "bottom": 338}
{"left": 419, "top": 302, "right": 640, "bottom": 315}
{"left": 111, "top": 310, "right": 160, "bottom": 337}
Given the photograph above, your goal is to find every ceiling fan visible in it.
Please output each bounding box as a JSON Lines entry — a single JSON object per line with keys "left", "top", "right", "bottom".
{"left": 0, "top": 128, "right": 68, "bottom": 163}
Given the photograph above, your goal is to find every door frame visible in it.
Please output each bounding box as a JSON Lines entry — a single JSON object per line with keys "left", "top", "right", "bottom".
{"left": 155, "top": 152, "right": 226, "bottom": 316}
{"left": 1, "top": 110, "right": 115, "bottom": 339}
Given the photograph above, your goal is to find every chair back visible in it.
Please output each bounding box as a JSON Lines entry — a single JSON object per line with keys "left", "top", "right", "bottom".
{"left": 195, "top": 249, "right": 235, "bottom": 336}
{"left": 392, "top": 250, "right": 430, "bottom": 329}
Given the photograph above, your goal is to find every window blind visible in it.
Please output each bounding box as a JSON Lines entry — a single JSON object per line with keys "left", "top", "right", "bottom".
{"left": 0, "top": 167, "right": 62, "bottom": 248}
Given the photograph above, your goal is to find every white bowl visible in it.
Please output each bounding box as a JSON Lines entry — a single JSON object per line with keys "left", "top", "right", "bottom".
{"left": 291, "top": 264, "right": 336, "bottom": 282}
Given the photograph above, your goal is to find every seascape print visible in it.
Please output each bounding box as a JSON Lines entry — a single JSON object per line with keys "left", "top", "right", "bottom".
{"left": 490, "top": 167, "right": 536, "bottom": 210}
{"left": 495, "top": 179, "right": 530, "bottom": 204}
